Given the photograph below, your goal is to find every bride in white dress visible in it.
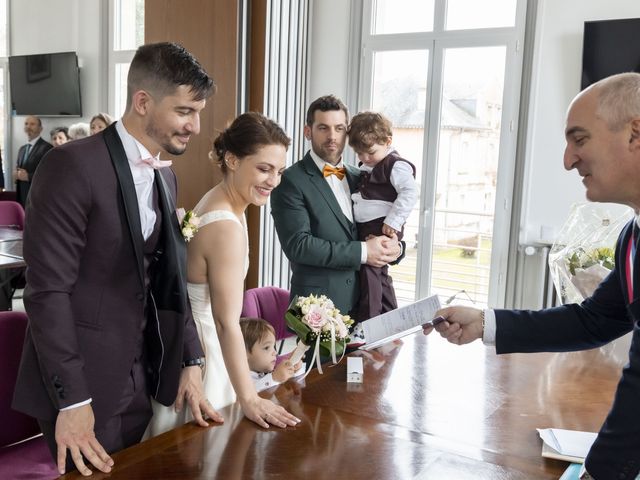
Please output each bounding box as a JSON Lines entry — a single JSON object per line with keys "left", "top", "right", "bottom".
{"left": 147, "top": 112, "right": 300, "bottom": 436}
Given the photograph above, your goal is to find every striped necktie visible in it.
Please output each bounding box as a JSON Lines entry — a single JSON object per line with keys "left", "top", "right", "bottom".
{"left": 19, "top": 144, "right": 31, "bottom": 167}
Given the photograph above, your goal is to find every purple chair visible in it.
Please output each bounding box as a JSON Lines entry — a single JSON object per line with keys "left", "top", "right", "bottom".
{"left": 241, "top": 286, "right": 294, "bottom": 354}
{"left": 0, "top": 311, "right": 58, "bottom": 479}
{"left": 0, "top": 191, "right": 17, "bottom": 202}
{"left": 0, "top": 201, "right": 25, "bottom": 230}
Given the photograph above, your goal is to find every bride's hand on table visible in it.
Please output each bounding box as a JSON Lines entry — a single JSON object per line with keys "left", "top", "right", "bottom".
{"left": 241, "top": 396, "right": 301, "bottom": 429}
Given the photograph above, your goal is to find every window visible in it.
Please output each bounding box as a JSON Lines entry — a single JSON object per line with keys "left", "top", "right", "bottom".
{"left": 109, "top": 0, "right": 144, "bottom": 118}
{"left": 357, "top": 0, "right": 527, "bottom": 308}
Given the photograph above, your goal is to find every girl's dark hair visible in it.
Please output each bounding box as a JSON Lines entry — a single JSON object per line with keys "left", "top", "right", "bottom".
{"left": 239, "top": 317, "right": 276, "bottom": 352}
{"left": 213, "top": 112, "right": 291, "bottom": 174}
{"left": 50, "top": 126, "right": 69, "bottom": 139}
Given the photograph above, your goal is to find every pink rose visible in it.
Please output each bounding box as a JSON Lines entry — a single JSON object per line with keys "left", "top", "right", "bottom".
{"left": 303, "top": 305, "right": 326, "bottom": 332}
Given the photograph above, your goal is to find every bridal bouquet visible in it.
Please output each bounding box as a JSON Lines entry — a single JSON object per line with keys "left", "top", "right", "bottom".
{"left": 549, "top": 203, "right": 632, "bottom": 303}
{"left": 285, "top": 294, "right": 354, "bottom": 374}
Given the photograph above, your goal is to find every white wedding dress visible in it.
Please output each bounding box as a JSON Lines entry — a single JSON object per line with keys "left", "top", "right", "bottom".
{"left": 145, "top": 210, "right": 248, "bottom": 438}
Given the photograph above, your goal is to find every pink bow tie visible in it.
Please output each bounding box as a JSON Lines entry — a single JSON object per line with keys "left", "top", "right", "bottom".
{"left": 136, "top": 157, "right": 173, "bottom": 169}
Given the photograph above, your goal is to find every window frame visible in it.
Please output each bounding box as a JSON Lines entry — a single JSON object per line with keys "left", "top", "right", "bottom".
{"left": 354, "top": 0, "right": 528, "bottom": 307}
{"left": 107, "top": 0, "right": 143, "bottom": 119}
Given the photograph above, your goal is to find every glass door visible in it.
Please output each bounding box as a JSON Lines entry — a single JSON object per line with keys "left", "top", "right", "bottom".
{"left": 358, "top": 0, "right": 526, "bottom": 308}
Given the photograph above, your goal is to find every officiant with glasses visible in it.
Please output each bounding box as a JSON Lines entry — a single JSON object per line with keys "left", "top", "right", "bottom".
{"left": 14, "top": 115, "right": 52, "bottom": 207}
{"left": 424, "top": 72, "right": 640, "bottom": 480}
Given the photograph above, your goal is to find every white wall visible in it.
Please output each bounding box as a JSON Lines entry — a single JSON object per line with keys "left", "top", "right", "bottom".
{"left": 8, "top": 0, "right": 104, "bottom": 182}
{"left": 520, "top": 0, "right": 640, "bottom": 244}
{"left": 307, "top": 0, "right": 352, "bottom": 104}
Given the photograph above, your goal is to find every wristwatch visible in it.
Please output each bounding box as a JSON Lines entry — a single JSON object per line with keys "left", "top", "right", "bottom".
{"left": 182, "top": 357, "right": 205, "bottom": 370}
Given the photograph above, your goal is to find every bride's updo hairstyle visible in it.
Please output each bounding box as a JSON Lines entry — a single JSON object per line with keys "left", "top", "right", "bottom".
{"left": 212, "top": 112, "right": 291, "bottom": 174}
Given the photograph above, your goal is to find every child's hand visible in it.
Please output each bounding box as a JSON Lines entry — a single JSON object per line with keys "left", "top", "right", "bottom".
{"left": 382, "top": 223, "right": 397, "bottom": 237}
{"left": 272, "top": 359, "right": 297, "bottom": 383}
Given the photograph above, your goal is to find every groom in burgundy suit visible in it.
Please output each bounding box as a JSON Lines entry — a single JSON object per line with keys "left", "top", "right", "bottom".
{"left": 12, "top": 42, "right": 222, "bottom": 476}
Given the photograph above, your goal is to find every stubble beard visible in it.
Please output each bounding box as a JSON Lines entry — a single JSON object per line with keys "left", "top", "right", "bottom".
{"left": 312, "top": 139, "right": 343, "bottom": 166}
{"left": 145, "top": 119, "right": 187, "bottom": 156}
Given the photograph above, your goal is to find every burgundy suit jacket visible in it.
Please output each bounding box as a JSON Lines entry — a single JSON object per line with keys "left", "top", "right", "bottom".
{"left": 12, "top": 123, "right": 204, "bottom": 427}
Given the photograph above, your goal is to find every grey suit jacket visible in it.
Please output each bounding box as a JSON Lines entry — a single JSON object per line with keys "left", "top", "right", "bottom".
{"left": 12, "top": 123, "right": 203, "bottom": 427}
{"left": 270, "top": 152, "right": 362, "bottom": 316}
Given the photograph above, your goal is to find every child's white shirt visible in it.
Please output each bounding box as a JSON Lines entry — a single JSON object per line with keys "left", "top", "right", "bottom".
{"left": 352, "top": 159, "right": 418, "bottom": 231}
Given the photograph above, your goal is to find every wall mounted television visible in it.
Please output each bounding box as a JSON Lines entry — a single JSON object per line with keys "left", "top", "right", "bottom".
{"left": 582, "top": 17, "right": 640, "bottom": 90}
{"left": 9, "top": 51, "right": 82, "bottom": 117}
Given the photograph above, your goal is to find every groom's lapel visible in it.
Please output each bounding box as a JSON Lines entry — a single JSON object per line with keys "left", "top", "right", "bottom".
{"left": 102, "top": 124, "right": 145, "bottom": 289}
{"left": 302, "top": 154, "right": 354, "bottom": 235}
{"left": 153, "top": 170, "right": 187, "bottom": 313}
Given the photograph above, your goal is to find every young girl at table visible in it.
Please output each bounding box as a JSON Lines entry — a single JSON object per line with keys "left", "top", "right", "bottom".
{"left": 240, "top": 317, "right": 303, "bottom": 391}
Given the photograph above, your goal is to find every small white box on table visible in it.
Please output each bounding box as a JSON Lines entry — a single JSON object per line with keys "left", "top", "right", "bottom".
{"left": 347, "top": 356, "right": 363, "bottom": 383}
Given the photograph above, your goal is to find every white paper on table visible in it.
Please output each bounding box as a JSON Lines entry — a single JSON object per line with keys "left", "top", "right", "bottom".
{"left": 537, "top": 428, "right": 597, "bottom": 460}
{"left": 359, "top": 295, "right": 441, "bottom": 350}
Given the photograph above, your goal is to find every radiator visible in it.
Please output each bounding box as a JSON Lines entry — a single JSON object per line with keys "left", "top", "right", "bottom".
{"left": 513, "top": 245, "right": 561, "bottom": 310}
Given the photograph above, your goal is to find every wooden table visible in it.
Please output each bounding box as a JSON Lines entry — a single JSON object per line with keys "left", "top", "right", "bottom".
{"left": 59, "top": 334, "right": 622, "bottom": 479}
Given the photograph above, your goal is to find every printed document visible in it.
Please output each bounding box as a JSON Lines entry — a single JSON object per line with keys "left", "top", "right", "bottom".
{"left": 359, "top": 295, "right": 441, "bottom": 350}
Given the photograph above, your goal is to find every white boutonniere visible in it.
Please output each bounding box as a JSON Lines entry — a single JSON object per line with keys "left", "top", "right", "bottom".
{"left": 176, "top": 208, "right": 200, "bottom": 242}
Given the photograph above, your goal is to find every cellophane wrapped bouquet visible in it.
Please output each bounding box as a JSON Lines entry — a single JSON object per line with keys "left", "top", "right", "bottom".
{"left": 549, "top": 202, "right": 633, "bottom": 303}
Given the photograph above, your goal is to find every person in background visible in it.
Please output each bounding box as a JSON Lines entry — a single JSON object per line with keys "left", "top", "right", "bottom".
{"left": 347, "top": 112, "right": 418, "bottom": 320}
{"left": 68, "top": 122, "right": 90, "bottom": 140}
{"left": 270, "top": 95, "right": 401, "bottom": 320}
{"left": 50, "top": 127, "right": 70, "bottom": 147}
{"left": 12, "top": 42, "right": 220, "bottom": 477}
{"left": 424, "top": 72, "right": 640, "bottom": 479}
{"left": 14, "top": 115, "right": 53, "bottom": 206}
{"left": 240, "top": 317, "right": 303, "bottom": 392}
{"left": 90, "top": 113, "right": 115, "bottom": 135}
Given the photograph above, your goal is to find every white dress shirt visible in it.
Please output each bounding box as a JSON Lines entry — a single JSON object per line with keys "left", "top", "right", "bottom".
{"left": 115, "top": 120, "right": 160, "bottom": 240}
{"left": 309, "top": 149, "right": 368, "bottom": 264}
{"left": 352, "top": 155, "right": 419, "bottom": 232}
{"left": 250, "top": 370, "right": 280, "bottom": 392}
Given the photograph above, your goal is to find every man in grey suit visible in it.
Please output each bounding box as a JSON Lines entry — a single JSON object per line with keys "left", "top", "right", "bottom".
{"left": 12, "top": 42, "right": 221, "bottom": 476}
{"left": 271, "top": 95, "right": 399, "bottom": 319}
{"left": 14, "top": 115, "right": 53, "bottom": 206}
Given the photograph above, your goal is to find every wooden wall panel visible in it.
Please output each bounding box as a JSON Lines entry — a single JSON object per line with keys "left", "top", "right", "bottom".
{"left": 245, "top": 0, "right": 268, "bottom": 289}
{"left": 145, "top": 0, "right": 239, "bottom": 209}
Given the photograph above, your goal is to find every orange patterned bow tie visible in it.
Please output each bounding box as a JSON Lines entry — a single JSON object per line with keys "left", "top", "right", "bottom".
{"left": 323, "top": 164, "right": 346, "bottom": 180}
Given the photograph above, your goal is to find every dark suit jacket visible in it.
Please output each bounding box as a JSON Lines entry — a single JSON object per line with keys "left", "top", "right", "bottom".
{"left": 270, "top": 152, "right": 362, "bottom": 316}
{"left": 12, "top": 123, "right": 204, "bottom": 428}
{"left": 495, "top": 219, "right": 639, "bottom": 478}
{"left": 16, "top": 137, "right": 53, "bottom": 206}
